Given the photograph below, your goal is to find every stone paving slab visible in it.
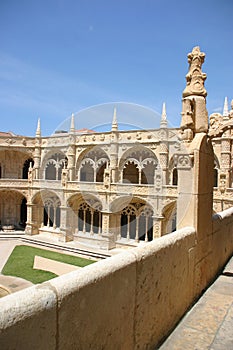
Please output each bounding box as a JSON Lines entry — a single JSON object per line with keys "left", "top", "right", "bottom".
{"left": 33, "top": 255, "right": 80, "bottom": 276}
{"left": 159, "top": 258, "right": 233, "bottom": 350}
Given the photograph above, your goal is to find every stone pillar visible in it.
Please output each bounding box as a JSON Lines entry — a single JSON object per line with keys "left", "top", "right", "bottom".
{"left": 152, "top": 216, "right": 163, "bottom": 239}
{"left": 176, "top": 133, "right": 214, "bottom": 297}
{"left": 101, "top": 211, "right": 116, "bottom": 249}
{"left": 59, "top": 206, "right": 72, "bottom": 242}
{"left": 25, "top": 203, "right": 38, "bottom": 235}
{"left": 177, "top": 134, "right": 214, "bottom": 238}
{"left": 109, "top": 132, "right": 119, "bottom": 183}
{"left": 159, "top": 129, "right": 169, "bottom": 184}
{"left": 67, "top": 144, "right": 76, "bottom": 181}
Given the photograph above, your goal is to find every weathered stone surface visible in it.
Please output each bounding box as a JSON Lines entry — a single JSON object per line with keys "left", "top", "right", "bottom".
{"left": 50, "top": 252, "right": 137, "bottom": 350}
{"left": 0, "top": 284, "right": 57, "bottom": 350}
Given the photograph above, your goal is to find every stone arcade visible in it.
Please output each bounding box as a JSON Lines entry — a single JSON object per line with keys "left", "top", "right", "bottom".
{"left": 0, "top": 46, "right": 232, "bottom": 250}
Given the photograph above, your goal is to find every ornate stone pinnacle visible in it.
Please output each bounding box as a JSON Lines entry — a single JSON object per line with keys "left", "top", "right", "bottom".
{"left": 36, "top": 117, "right": 41, "bottom": 138}
{"left": 223, "top": 97, "right": 229, "bottom": 117}
{"left": 112, "top": 106, "right": 118, "bottom": 131}
{"left": 183, "top": 46, "right": 207, "bottom": 98}
{"left": 70, "top": 113, "right": 75, "bottom": 133}
{"left": 160, "top": 102, "right": 167, "bottom": 127}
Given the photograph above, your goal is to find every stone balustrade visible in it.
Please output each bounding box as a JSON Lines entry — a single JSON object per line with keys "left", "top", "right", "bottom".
{"left": 0, "top": 207, "right": 233, "bottom": 349}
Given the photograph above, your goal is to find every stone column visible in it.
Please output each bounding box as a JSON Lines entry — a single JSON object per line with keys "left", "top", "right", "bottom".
{"left": 25, "top": 203, "right": 38, "bottom": 235}
{"left": 159, "top": 130, "right": 169, "bottom": 184}
{"left": 67, "top": 141, "right": 76, "bottom": 181}
{"left": 59, "top": 206, "right": 72, "bottom": 242}
{"left": 152, "top": 216, "right": 163, "bottom": 239}
{"left": 101, "top": 211, "right": 116, "bottom": 249}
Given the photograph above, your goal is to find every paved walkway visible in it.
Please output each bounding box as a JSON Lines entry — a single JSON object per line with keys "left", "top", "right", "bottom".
{"left": 159, "top": 257, "right": 233, "bottom": 350}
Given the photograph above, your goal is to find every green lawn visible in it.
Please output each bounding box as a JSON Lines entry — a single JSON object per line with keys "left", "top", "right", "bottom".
{"left": 2, "top": 245, "right": 95, "bottom": 284}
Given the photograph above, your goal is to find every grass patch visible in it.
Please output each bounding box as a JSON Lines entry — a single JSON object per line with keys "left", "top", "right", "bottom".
{"left": 2, "top": 245, "right": 95, "bottom": 284}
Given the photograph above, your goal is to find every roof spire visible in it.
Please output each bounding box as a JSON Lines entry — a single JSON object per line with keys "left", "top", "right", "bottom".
{"left": 223, "top": 97, "right": 229, "bottom": 117}
{"left": 112, "top": 106, "right": 118, "bottom": 131}
{"left": 70, "top": 113, "right": 75, "bottom": 133}
{"left": 160, "top": 102, "right": 167, "bottom": 127}
{"left": 36, "top": 117, "right": 41, "bottom": 137}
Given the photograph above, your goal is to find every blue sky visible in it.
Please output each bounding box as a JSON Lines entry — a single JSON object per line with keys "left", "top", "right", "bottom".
{"left": 0, "top": 0, "right": 232, "bottom": 136}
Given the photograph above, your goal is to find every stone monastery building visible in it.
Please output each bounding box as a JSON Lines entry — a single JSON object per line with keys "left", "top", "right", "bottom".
{"left": 0, "top": 46, "right": 232, "bottom": 250}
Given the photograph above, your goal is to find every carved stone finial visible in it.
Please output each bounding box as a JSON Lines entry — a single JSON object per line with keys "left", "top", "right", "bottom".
{"left": 183, "top": 46, "right": 207, "bottom": 98}
{"left": 160, "top": 102, "right": 167, "bottom": 128}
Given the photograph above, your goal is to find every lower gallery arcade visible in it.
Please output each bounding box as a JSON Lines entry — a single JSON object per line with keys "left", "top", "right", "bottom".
{"left": 0, "top": 188, "right": 176, "bottom": 248}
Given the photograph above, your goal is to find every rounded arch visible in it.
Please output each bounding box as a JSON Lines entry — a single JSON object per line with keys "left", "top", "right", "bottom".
{"left": 76, "top": 146, "right": 109, "bottom": 182}
{"left": 117, "top": 197, "right": 154, "bottom": 242}
{"left": 67, "top": 193, "right": 103, "bottom": 235}
{"left": 0, "top": 149, "right": 33, "bottom": 179}
{"left": 41, "top": 150, "right": 67, "bottom": 181}
{"left": 119, "top": 146, "right": 158, "bottom": 185}
{"left": 0, "top": 190, "right": 27, "bottom": 229}
{"left": 43, "top": 191, "right": 61, "bottom": 228}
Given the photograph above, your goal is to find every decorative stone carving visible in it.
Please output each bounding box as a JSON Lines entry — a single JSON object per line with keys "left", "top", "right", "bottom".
{"left": 176, "top": 154, "right": 192, "bottom": 169}
{"left": 180, "top": 46, "right": 208, "bottom": 140}
{"left": 5, "top": 138, "right": 16, "bottom": 145}
{"left": 183, "top": 46, "right": 207, "bottom": 98}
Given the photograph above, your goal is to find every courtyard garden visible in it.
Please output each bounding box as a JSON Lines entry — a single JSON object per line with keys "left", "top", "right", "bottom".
{"left": 2, "top": 245, "right": 95, "bottom": 284}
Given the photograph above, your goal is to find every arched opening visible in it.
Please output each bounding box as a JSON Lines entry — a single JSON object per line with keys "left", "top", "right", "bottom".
{"left": 80, "top": 162, "right": 94, "bottom": 182}
{"left": 45, "top": 163, "right": 56, "bottom": 180}
{"left": 43, "top": 196, "right": 61, "bottom": 229}
{"left": 120, "top": 147, "right": 157, "bottom": 185}
{"left": 44, "top": 153, "right": 67, "bottom": 180}
{"left": 77, "top": 202, "right": 102, "bottom": 234}
{"left": 0, "top": 190, "right": 27, "bottom": 229}
{"left": 123, "top": 163, "right": 139, "bottom": 184}
{"left": 77, "top": 148, "right": 109, "bottom": 183}
{"left": 120, "top": 201, "right": 153, "bottom": 242}
{"left": 96, "top": 162, "right": 107, "bottom": 182}
{"left": 68, "top": 194, "right": 102, "bottom": 235}
{"left": 172, "top": 168, "right": 178, "bottom": 186}
{"left": 22, "top": 158, "right": 34, "bottom": 179}
{"left": 161, "top": 202, "right": 177, "bottom": 235}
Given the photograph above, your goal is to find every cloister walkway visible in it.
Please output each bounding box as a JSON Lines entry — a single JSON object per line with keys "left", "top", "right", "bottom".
{"left": 159, "top": 257, "right": 233, "bottom": 350}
